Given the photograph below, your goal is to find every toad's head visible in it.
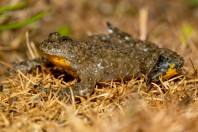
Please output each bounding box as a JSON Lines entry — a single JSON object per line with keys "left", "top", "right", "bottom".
{"left": 40, "top": 32, "right": 78, "bottom": 77}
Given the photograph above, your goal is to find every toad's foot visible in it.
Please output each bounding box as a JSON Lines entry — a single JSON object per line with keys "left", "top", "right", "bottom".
{"left": 35, "top": 82, "right": 96, "bottom": 98}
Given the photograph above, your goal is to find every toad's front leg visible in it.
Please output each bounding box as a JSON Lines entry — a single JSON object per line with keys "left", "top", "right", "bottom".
{"left": 66, "top": 80, "right": 96, "bottom": 97}
{"left": 36, "top": 77, "right": 96, "bottom": 98}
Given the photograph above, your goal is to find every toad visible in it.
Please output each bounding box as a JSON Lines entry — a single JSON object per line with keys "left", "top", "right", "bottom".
{"left": 38, "top": 22, "right": 184, "bottom": 97}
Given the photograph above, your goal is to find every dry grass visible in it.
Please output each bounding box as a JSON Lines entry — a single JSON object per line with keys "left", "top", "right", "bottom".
{"left": 0, "top": 0, "right": 198, "bottom": 132}
{"left": 0, "top": 66, "right": 197, "bottom": 131}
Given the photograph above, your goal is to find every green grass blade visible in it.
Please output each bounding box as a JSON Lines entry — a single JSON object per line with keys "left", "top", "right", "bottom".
{"left": 58, "top": 24, "right": 71, "bottom": 36}
{"left": 0, "top": 11, "right": 49, "bottom": 30}
{"left": 0, "top": 1, "right": 27, "bottom": 14}
{"left": 184, "top": 0, "right": 198, "bottom": 7}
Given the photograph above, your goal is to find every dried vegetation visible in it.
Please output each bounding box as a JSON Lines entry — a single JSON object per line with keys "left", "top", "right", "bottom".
{"left": 0, "top": 0, "right": 198, "bottom": 132}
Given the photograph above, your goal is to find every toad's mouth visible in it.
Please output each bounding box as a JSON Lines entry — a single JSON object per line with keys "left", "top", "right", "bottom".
{"left": 45, "top": 54, "right": 78, "bottom": 78}
{"left": 147, "top": 56, "right": 180, "bottom": 84}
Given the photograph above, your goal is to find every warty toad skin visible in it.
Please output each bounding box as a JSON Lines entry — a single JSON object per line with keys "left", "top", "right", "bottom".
{"left": 39, "top": 22, "right": 184, "bottom": 97}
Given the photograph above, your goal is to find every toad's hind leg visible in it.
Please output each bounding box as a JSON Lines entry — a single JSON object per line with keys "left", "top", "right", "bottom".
{"left": 89, "top": 22, "right": 133, "bottom": 43}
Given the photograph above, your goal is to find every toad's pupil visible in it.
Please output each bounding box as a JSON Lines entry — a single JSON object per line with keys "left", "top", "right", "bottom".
{"left": 62, "top": 36, "right": 71, "bottom": 41}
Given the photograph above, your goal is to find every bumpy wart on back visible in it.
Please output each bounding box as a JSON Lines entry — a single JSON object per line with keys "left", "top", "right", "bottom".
{"left": 39, "top": 22, "right": 184, "bottom": 97}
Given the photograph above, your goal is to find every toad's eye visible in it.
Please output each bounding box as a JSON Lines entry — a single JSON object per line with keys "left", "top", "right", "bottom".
{"left": 62, "top": 36, "right": 72, "bottom": 41}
